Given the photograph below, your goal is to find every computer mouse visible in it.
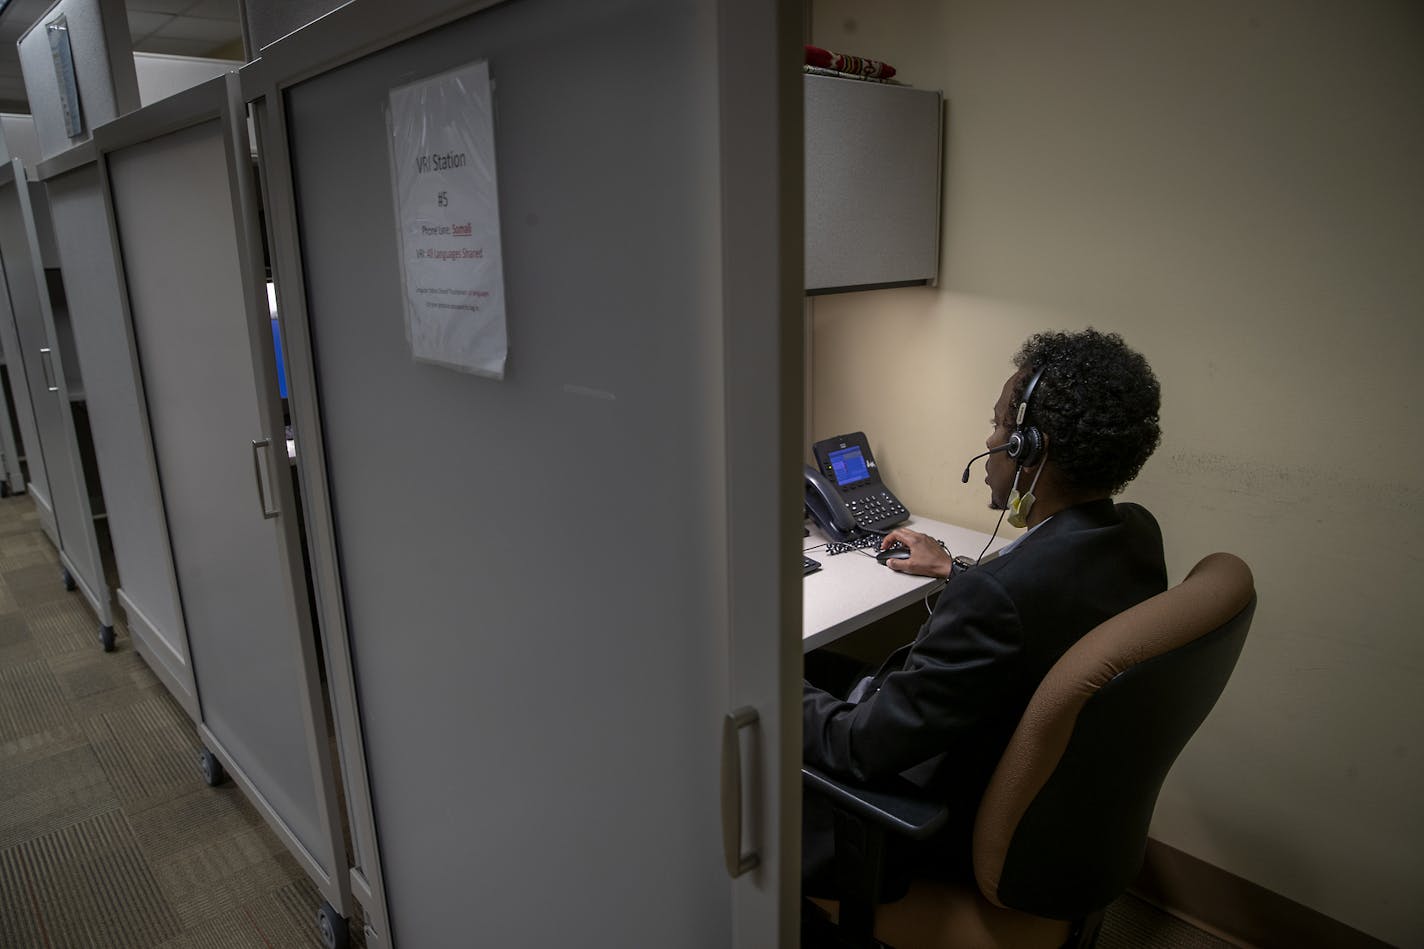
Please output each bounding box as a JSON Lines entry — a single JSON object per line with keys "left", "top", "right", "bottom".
{"left": 876, "top": 544, "right": 911, "bottom": 564}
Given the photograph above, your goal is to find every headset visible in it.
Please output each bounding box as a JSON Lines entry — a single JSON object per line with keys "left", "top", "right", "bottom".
{"left": 1007, "top": 362, "right": 1046, "bottom": 468}
{"left": 959, "top": 363, "right": 1049, "bottom": 482}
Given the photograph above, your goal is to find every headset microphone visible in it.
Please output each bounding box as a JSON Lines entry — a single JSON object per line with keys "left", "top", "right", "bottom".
{"left": 961, "top": 443, "right": 1012, "bottom": 483}
{"left": 961, "top": 363, "right": 1049, "bottom": 483}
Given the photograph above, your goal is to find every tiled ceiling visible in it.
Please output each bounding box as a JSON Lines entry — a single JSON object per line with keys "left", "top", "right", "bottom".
{"left": 0, "top": 0, "right": 244, "bottom": 113}
{"left": 126, "top": 0, "right": 243, "bottom": 58}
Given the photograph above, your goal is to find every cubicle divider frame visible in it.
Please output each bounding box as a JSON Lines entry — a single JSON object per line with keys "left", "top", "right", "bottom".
{"left": 0, "top": 157, "right": 114, "bottom": 643}
{"left": 0, "top": 354, "right": 25, "bottom": 493}
{"left": 88, "top": 73, "right": 353, "bottom": 937}
{"left": 239, "top": 0, "right": 803, "bottom": 945}
{"left": 0, "top": 161, "right": 55, "bottom": 534}
{"left": 0, "top": 163, "right": 61, "bottom": 547}
{"left": 239, "top": 10, "right": 520, "bottom": 944}
{"left": 243, "top": 85, "right": 391, "bottom": 949}
{"left": 36, "top": 139, "right": 201, "bottom": 716}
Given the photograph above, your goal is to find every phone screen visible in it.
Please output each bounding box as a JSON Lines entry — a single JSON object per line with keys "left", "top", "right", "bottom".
{"left": 828, "top": 446, "right": 870, "bottom": 486}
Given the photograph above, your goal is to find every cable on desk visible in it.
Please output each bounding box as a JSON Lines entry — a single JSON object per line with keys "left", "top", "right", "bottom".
{"left": 823, "top": 531, "right": 885, "bottom": 557}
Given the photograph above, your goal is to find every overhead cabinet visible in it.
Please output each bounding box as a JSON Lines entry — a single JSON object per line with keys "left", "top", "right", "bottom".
{"left": 804, "top": 73, "right": 943, "bottom": 293}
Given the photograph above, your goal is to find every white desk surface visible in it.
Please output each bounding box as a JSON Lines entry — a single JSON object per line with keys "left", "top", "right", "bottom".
{"left": 802, "top": 514, "right": 1007, "bottom": 653}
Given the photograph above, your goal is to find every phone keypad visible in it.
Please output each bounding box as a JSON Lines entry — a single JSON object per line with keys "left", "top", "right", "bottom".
{"left": 847, "top": 491, "right": 908, "bottom": 531}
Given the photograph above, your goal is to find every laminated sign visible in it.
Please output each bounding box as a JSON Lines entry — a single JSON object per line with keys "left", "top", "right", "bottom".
{"left": 388, "top": 60, "right": 507, "bottom": 378}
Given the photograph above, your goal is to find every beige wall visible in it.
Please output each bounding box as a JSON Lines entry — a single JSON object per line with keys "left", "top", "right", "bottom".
{"left": 808, "top": 2, "right": 1423, "bottom": 945}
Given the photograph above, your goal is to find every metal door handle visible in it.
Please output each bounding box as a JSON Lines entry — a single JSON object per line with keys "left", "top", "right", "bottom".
{"left": 39, "top": 348, "right": 58, "bottom": 392}
{"left": 720, "top": 705, "right": 760, "bottom": 878}
{"left": 251, "top": 438, "right": 280, "bottom": 519}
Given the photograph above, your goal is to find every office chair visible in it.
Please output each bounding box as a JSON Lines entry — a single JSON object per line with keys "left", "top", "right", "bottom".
{"left": 803, "top": 552, "right": 1256, "bottom": 949}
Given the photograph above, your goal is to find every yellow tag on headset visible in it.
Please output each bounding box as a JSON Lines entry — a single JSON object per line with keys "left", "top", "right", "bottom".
{"left": 1006, "top": 452, "right": 1046, "bottom": 529}
{"left": 1007, "top": 488, "right": 1035, "bottom": 528}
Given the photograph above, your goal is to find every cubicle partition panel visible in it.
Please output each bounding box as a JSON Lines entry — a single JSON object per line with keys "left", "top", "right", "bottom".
{"left": 0, "top": 167, "right": 52, "bottom": 522}
{"left": 15, "top": 0, "right": 140, "bottom": 159}
{"left": 0, "top": 129, "right": 40, "bottom": 500}
{"left": 38, "top": 144, "right": 198, "bottom": 715}
{"left": 245, "top": 0, "right": 801, "bottom": 945}
{"left": 0, "top": 159, "right": 113, "bottom": 644}
{"left": 0, "top": 347, "right": 26, "bottom": 493}
{"left": 0, "top": 278, "right": 42, "bottom": 502}
{"left": 92, "top": 75, "right": 352, "bottom": 941}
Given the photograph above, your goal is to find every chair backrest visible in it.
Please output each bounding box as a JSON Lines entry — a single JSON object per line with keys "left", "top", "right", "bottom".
{"left": 971, "top": 552, "right": 1256, "bottom": 919}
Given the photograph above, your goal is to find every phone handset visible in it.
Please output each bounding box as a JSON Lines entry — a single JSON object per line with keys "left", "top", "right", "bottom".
{"left": 804, "top": 465, "right": 863, "bottom": 543}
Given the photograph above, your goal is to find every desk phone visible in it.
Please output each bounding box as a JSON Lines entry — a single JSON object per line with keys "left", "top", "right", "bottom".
{"left": 805, "top": 432, "right": 909, "bottom": 541}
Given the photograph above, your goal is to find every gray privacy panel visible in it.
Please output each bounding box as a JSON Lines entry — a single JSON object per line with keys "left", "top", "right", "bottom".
{"left": 133, "top": 53, "right": 237, "bottom": 107}
{"left": 285, "top": 1, "right": 735, "bottom": 944}
{"left": 0, "top": 175, "right": 109, "bottom": 620}
{"left": 0, "top": 365, "right": 23, "bottom": 490}
{"left": 45, "top": 270, "right": 83, "bottom": 395}
{"left": 804, "top": 74, "right": 942, "bottom": 291}
{"left": 0, "top": 115, "right": 41, "bottom": 167}
{"left": 0, "top": 184, "right": 64, "bottom": 533}
{"left": 17, "top": 0, "right": 140, "bottom": 161}
{"left": 0, "top": 179, "right": 53, "bottom": 521}
{"left": 0, "top": 234, "right": 47, "bottom": 504}
{"left": 28, "top": 184, "right": 62, "bottom": 270}
{"left": 106, "top": 120, "right": 323, "bottom": 855}
{"left": 46, "top": 166, "right": 191, "bottom": 688}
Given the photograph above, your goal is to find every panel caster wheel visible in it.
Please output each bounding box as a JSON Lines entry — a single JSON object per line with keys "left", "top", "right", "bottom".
{"left": 99, "top": 625, "right": 116, "bottom": 652}
{"left": 200, "top": 747, "right": 226, "bottom": 787}
{"left": 317, "top": 901, "right": 349, "bottom": 949}
{"left": 0, "top": 482, "right": 9, "bottom": 498}
{"left": 62, "top": 568, "right": 77, "bottom": 592}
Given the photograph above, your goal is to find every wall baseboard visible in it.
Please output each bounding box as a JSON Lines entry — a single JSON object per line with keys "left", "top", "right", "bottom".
{"left": 1132, "top": 839, "right": 1395, "bottom": 949}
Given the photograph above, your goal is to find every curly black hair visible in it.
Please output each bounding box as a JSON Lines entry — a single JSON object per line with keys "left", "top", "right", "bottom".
{"left": 1011, "top": 329, "right": 1161, "bottom": 496}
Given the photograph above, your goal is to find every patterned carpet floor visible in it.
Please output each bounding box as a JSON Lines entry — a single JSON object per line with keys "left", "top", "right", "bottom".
{"left": 0, "top": 493, "right": 347, "bottom": 949}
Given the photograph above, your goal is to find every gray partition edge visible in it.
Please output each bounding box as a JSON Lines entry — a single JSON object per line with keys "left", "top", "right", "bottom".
{"left": 237, "top": 0, "right": 509, "bottom": 101}
{"left": 0, "top": 159, "right": 56, "bottom": 536}
{"left": 34, "top": 140, "right": 98, "bottom": 181}
{"left": 235, "top": 4, "right": 804, "bottom": 946}
{"left": 235, "top": 6, "right": 521, "bottom": 945}
{"left": 37, "top": 145, "right": 200, "bottom": 718}
{"left": 0, "top": 215, "right": 41, "bottom": 501}
{"left": 89, "top": 73, "right": 353, "bottom": 921}
{"left": 0, "top": 366, "right": 23, "bottom": 491}
{"left": 243, "top": 81, "right": 392, "bottom": 949}
{"left": 0, "top": 157, "right": 112, "bottom": 629}
{"left": 0, "top": 183, "right": 28, "bottom": 493}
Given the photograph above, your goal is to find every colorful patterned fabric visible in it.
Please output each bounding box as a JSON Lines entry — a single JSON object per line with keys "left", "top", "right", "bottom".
{"left": 805, "top": 44, "right": 897, "bottom": 80}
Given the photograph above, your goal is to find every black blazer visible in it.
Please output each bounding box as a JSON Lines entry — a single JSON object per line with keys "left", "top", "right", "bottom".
{"left": 803, "top": 500, "right": 1167, "bottom": 863}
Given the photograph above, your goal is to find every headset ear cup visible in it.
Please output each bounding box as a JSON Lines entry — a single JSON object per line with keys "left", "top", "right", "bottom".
{"left": 1017, "top": 426, "right": 1045, "bottom": 468}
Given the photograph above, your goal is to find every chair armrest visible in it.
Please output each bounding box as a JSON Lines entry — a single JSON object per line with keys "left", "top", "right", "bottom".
{"left": 802, "top": 765, "right": 949, "bottom": 841}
